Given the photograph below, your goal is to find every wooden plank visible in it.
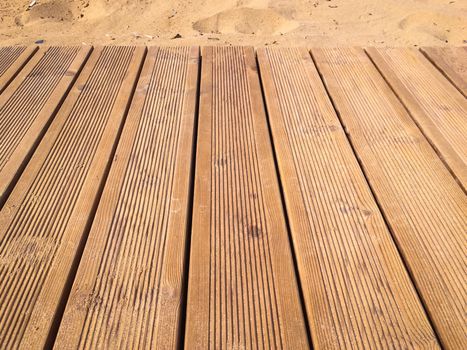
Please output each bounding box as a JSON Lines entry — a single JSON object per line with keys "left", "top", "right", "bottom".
{"left": 54, "top": 47, "right": 199, "bottom": 349}
{"left": 0, "top": 46, "right": 145, "bottom": 349}
{"left": 0, "top": 46, "right": 37, "bottom": 94}
{"left": 313, "top": 47, "right": 467, "bottom": 350}
{"left": 420, "top": 47, "right": 467, "bottom": 96}
{"left": 0, "top": 46, "right": 91, "bottom": 208}
{"left": 366, "top": 47, "right": 467, "bottom": 190}
{"left": 185, "top": 47, "right": 309, "bottom": 349}
{"left": 258, "top": 47, "right": 438, "bottom": 349}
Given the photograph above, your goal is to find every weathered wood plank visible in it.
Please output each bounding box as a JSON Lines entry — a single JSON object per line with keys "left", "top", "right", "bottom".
{"left": 420, "top": 47, "right": 467, "bottom": 96}
{"left": 258, "top": 47, "right": 438, "bottom": 349}
{"left": 0, "top": 46, "right": 145, "bottom": 349}
{"left": 0, "top": 46, "right": 90, "bottom": 208}
{"left": 313, "top": 47, "right": 467, "bottom": 350}
{"left": 185, "top": 47, "right": 309, "bottom": 349}
{"left": 0, "top": 46, "right": 37, "bottom": 93}
{"left": 54, "top": 46, "right": 199, "bottom": 349}
{"left": 366, "top": 47, "right": 467, "bottom": 190}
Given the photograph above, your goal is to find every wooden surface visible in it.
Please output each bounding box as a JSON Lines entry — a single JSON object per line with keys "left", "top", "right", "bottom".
{"left": 313, "top": 47, "right": 466, "bottom": 349}
{"left": 367, "top": 47, "right": 467, "bottom": 190}
{"left": 54, "top": 46, "right": 199, "bottom": 349}
{"left": 0, "top": 46, "right": 144, "bottom": 349}
{"left": 0, "top": 45, "right": 465, "bottom": 349}
{"left": 0, "top": 46, "right": 90, "bottom": 207}
{"left": 421, "top": 47, "right": 467, "bottom": 96}
{"left": 0, "top": 46, "right": 37, "bottom": 94}
{"left": 258, "top": 47, "right": 438, "bottom": 349}
{"left": 185, "top": 46, "right": 309, "bottom": 349}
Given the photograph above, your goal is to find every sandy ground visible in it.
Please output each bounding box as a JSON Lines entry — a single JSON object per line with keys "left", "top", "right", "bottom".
{"left": 0, "top": 0, "right": 466, "bottom": 46}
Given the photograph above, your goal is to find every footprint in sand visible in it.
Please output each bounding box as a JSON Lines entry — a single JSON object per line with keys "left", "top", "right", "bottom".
{"left": 398, "top": 12, "right": 464, "bottom": 43}
{"left": 193, "top": 7, "right": 298, "bottom": 35}
{"left": 26, "top": 0, "right": 75, "bottom": 23}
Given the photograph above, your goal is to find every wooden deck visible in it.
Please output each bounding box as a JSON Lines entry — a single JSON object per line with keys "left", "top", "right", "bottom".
{"left": 0, "top": 46, "right": 465, "bottom": 349}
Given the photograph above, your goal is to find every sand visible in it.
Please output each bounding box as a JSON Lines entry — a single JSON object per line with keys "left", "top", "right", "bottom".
{"left": 0, "top": 0, "right": 466, "bottom": 46}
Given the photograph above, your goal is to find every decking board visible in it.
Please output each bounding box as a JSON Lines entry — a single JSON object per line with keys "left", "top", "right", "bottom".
{"left": 0, "top": 46, "right": 90, "bottom": 208}
{"left": 185, "top": 47, "right": 309, "bottom": 349}
{"left": 366, "top": 47, "right": 467, "bottom": 190}
{"left": 0, "top": 45, "right": 465, "bottom": 349}
{"left": 0, "top": 46, "right": 37, "bottom": 93}
{"left": 313, "top": 47, "right": 467, "bottom": 349}
{"left": 0, "top": 46, "right": 145, "bottom": 349}
{"left": 258, "top": 47, "right": 438, "bottom": 349}
{"left": 421, "top": 47, "right": 467, "bottom": 96}
{"left": 54, "top": 46, "right": 199, "bottom": 349}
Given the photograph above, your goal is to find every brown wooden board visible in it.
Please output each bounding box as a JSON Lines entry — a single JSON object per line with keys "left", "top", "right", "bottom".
{"left": 0, "top": 44, "right": 464, "bottom": 349}
{"left": 185, "top": 47, "right": 309, "bottom": 349}
{"left": 313, "top": 47, "right": 467, "bottom": 349}
{"left": 366, "top": 47, "right": 467, "bottom": 190}
{"left": 0, "top": 46, "right": 145, "bottom": 349}
{"left": 54, "top": 47, "right": 199, "bottom": 349}
{"left": 421, "top": 47, "right": 467, "bottom": 97}
{"left": 258, "top": 47, "right": 438, "bottom": 349}
{"left": 0, "top": 46, "right": 90, "bottom": 208}
{"left": 0, "top": 46, "right": 37, "bottom": 94}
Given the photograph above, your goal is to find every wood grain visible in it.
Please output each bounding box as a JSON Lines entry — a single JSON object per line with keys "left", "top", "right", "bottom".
{"left": 420, "top": 47, "right": 467, "bottom": 97}
{"left": 54, "top": 46, "right": 199, "bottom": 349}
{"left": 366, "top": 47, "right": 467, "bottom": 190}
{"left": 185, "top": 46, "right": 309, "bottom": 349}
{"left": 0, "top": 46, "right": 145, "bottom": 349}
{"left": 313, "top": 47, "right": 467, "bottom": 350}
{"left": 0, "top": 44, "right": 464, "bottom": 349}
{"left": 0, "top": 46, "right": 90, "bottom": 208}
{"left": 0, "top": 46, "right": 37, "bottom": 94}
{"left": 258, "top": 47, "right": 438, "bottom": 349}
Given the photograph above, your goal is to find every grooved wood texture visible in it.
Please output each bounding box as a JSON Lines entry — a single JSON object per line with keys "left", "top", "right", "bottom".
{"left": 366, "top": 47, "right": 467, "bottom": 190}
{"left": 185, "top": 46, "right": 309, "bottom": 349}
{"left": 258, "top": 47, "right": 438, "bottom": 349}
{"left": 421, "top": 47, "right": 467, "bottom": 96}
{"left": 313, "top": 47, "right": 467, "bottom": 350}
{"left": 0, "top": 46, "right": 145, "bottom": 349}
{"left": 0, "top": 46, "right": 37, "bottom": 93}
{"left": 54, "top": 47, "right": 199, "bottom": 350}
{"left": 0, "top": 46, "right": 90, "bottom": 208}
{"left": 0, "top": 45, "right": 465, "bottom": 349}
